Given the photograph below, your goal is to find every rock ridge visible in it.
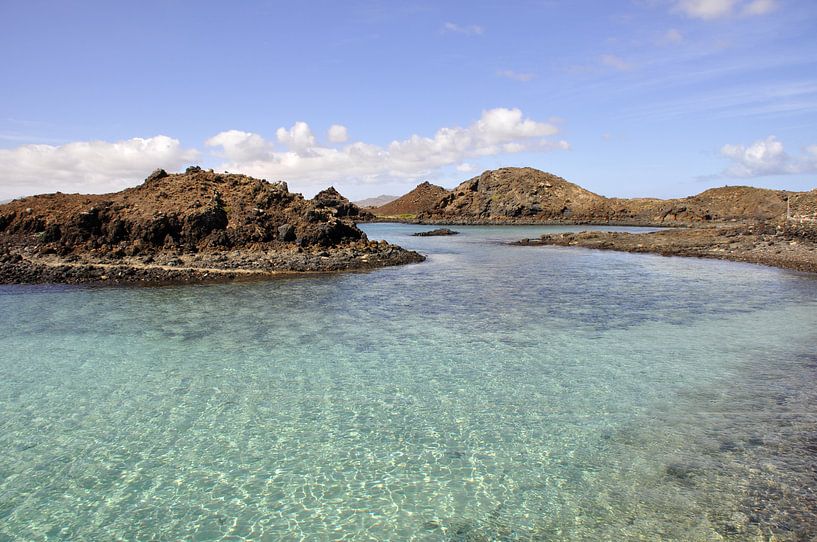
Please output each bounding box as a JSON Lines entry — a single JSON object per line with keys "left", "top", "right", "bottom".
{"left": 370, "top": 167, "right": 807, "bottom": 227}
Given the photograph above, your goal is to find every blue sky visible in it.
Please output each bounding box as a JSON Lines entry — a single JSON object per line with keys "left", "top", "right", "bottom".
{"left": 1, "top": 0, "right": 816, "bottom": 200}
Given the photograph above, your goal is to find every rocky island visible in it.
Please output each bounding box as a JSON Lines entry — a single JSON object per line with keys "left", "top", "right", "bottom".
{"left": 367, "top": 166, "right": 817, "bottom": 273}
{"left": 0, "top": 167, "right": 424, "bottom": 285}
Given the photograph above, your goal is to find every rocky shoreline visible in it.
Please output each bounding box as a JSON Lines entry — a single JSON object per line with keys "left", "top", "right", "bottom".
{"left": 514, "top": 222, "right": 817, "bottom": 274}
{"left": 0, "top": 240, "right": 424, "bottom": 285}
{"left": 366, "top": 216, "right": 691, "bottom": 227}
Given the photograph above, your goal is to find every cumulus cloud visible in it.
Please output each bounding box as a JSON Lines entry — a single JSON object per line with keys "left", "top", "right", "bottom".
{"left": 205, "top": 108, "right": 568, "bottom": 188}
{"left": 327, "top": 124, "right": 349, "bottom": 143}
{"left": 600, "top": 54, "right": 634, "bottom": 72}
{"left": 720, "top": 136, "right": 817, "bottom": 177}
{"left": 674, "top": 0, "right": 778, "bottom": 19}
{"left": 442, "top": 22, "right": 484, "bottom": 35}
{"left": 0, "top": 135, "right": 197, "bottom": 199}
{"left": 275, "top": 121, "right": 315, "bottom": 151}
{"left": 497, "top": 69, "right": 535, "bottom": 82}
{"left": 205, "top": 130, "right": 274, "bottom": 162}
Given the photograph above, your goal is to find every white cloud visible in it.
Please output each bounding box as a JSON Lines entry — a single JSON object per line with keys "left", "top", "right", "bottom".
{"left": 674, "top": 0, "right": 777, "bottom": 19}
{"left": 742, "top": 0, "right": 777, "bottom": 15}
{"left": 442, "top": 22, "right": 484, "bottom": 35}
{"left": 456, "top": 163, "right": 475, "bottom": 173}
{"left": 205, "top": 108, "right": 568, "bottom": 188}
{"left": 600, "top": 54, "right": 634, "bottom": 71}
{"left": 0, "top": 110, "right": 569, "bottom": 200}
{"left": 327, "top": 124, "right": 349, "bottom": 143}
{"left": 720, "top": 136, "right": 817, "bottom": 177}
{"left": 275, "top": 121, "right": 315, "bottom": 152}
{"left": 676, "top": 0, "right": 737, "bottom": 19}
{"left": 204, "top": 130, "right": 274, "bottom": 162}
{"left": 497, "top": 69, "right": 535, "bottom": 82}
{"left": 0, "top": 135, "right": 197, "bottom": 199}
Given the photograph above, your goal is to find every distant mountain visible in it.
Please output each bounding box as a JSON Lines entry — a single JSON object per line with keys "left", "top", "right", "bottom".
{"left": 372, "top": 182, "right": 450, "bottom": 217}
{"left": 353, "top": 194, "right": 399, "bottom": 208}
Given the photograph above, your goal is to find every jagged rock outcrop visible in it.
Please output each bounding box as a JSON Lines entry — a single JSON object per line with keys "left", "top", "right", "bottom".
{"left": 0, "top": 167, "right": 423, "bottom": 284}
{"left": 373, "top": 181, "right": 451, "bottom": 217}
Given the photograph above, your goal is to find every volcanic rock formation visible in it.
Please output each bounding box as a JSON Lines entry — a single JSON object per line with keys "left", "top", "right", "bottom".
{"left": 0, "top": 167, "right": 424, "bottom": 284}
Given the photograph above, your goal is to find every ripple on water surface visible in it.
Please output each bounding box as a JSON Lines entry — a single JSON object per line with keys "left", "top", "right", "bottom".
{"left": 0, "top": 223, "right": 816, "bottom": 540}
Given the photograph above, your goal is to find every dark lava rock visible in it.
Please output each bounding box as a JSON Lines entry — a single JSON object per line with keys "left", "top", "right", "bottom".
{"left": 0, "top": 168, "right": 424, "bottom": 284}
{"left": 413, "top": 228, "right": 460, "bottom": 237}
{"left": 145, "top": 168, "right": 168, "bottom": 183}
{"left": 278, "top": 223, "right": 296, "bottom": 242}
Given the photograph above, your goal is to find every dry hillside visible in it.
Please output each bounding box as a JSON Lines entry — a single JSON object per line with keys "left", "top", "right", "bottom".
{"left": 373, "top": 182, "right": 451, "bottom": 217}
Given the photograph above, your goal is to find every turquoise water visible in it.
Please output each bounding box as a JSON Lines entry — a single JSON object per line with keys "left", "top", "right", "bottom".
{"left": 1, "top": 223, "right": 816, "bottom": 541}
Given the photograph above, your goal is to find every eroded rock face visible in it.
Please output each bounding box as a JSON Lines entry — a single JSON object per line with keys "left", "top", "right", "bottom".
{"left": 312, "top": 186, "right": 367, "bottom": 219}
{"left": 0, "top": 169, "right": 377, "bottom": 257}
{"left": 0, "top": 168, "right": 423, "bottom": 284}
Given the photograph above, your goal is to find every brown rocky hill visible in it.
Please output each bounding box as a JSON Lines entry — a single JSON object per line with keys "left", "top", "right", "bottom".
{"left": 0, "top": 167, "right": 423, "bottom": 284}
{"left": 419, "top": 168, "right": 606, "bottom": 223}
{"left": 417, "top": 167, "right": 804, "bottom": 225}
{"left": 605, "top": 186, "right": 791, "bottom": 224}
{"left": 373, "top": 181, "right": 451, "bottom": 217}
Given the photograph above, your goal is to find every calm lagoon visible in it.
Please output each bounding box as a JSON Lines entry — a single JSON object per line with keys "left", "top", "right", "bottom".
{"left": 1, "top": 223, "right": 815, "bottom": 540}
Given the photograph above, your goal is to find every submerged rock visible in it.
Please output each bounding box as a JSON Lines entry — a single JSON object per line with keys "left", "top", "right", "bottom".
{"left": 413, "top": 228, "right": 459, "bottom": 237}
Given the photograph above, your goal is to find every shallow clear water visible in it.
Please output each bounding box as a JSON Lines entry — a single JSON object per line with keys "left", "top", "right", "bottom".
{"left": 1, "top": 223, "right": 816, "bottom": 541}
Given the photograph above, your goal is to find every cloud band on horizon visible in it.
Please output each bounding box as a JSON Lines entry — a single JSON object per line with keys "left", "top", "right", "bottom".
{"left": 0, "top": 108, "right": 569, "bottom": 199}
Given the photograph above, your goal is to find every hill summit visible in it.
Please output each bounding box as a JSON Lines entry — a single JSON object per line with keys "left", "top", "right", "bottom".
{"left": 373, "top": 181, "right": 451, "bottom": 217}
{"left": 419, "top": 168, "right": 606, "bottom": 222}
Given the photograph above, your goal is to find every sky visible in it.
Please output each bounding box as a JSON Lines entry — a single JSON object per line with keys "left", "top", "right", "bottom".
{"left": 1, "top": 0, "right": 816, "bottom": 201}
